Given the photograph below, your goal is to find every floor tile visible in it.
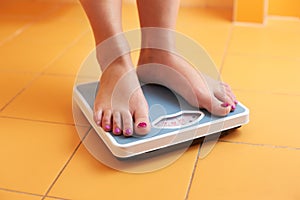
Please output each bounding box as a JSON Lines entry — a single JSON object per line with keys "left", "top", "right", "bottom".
{"left": 44, "top": 31, "right": 94, "bottom": 76}
{"left": 178, "top": 7, "right": 233, "bottom": 27}
{"left": 0, "top": 4, "right": 89, "bottom": 73}
{"left": 0, "top": 190, "right": 42, "bottom": 200}
{"left": 48, "top": 140, "right": 199, "bottom": 200}
{"left": 1, "top": 75, "right": 76, "bottom": 124}
{"left": 227, "top": 25, "right": 300, "bottom": 57}
{"left": 177, "top": 8, "right": 233, "bottom": 54}
{"left": 188, "top": 142, "right": 300, "bottom": 200}
{"left": 221, "top": 55, "right": 300, "bottom": 94}
{"left": 0, "top": 39, "right": 61, "bottom": 73}
{"left": 0, "top": 72, "right": 35, "bottom": 111}
{"left": 266, "top": 18, "right": 300, "bottom": 32}
{"left": 0, "top": 1, "right": 60, "bottom": 20}
{"left": 44, "top": 197, "right": 67, "bottom": 200}
{"left": 221, "top": 91, "right": 300, "bottom": 148}
{"left": 0, "top": 21, "right": 30, "bottom": 44}
{"left": 0, "top": 117, "right": 82, "bottom": 195}
{"left": 177, "top": 24, "right": 232, "bottom": 54}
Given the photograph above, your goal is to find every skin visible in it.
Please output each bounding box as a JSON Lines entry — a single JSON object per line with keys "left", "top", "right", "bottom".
{"left": 79, "top": 0, "right": 237, "bottom": 136}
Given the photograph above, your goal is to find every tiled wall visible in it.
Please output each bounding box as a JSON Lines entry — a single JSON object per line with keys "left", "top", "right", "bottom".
{"left": 234, "top": 0, "right": 300, "bottom": 24}
{"left": 269, "top": 0, "right": 300, "bottom": 17}
{"left": 234, "top": 0, "right": 268, "bottom": 24}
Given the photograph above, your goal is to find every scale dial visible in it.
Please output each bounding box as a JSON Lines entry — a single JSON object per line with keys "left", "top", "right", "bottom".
{"left": 152, "top": 111, "right": 204, "bottom": 129}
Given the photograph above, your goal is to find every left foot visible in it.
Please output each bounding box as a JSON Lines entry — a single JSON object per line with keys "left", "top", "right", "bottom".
{"left": 137, "top": 49, "right": 237, "bottom": 116}
{"left": 94, "top": 56, "right": 151, "bottom": 136}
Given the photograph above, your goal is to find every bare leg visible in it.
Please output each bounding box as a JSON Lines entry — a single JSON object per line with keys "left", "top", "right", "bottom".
{"left": 80, "top": 0, "right": 150, "bottom": 136}
{"left": 136, "top": 0, "right": 237, "bottom": 116}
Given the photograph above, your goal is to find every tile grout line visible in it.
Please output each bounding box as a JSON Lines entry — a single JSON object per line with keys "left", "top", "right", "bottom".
{"left": 39, "top": 29, "right": 90, "bottom": 74}
{"left": 228, "top": 88, "right": 300, "bottom": 97}
{"left": 0, "top": 115, "right": 77, "bottom": 127}
{"left": 219, "top": 139, "right": 300, "bottom": 151}
{"left": 184, "top": 144, "right": 203, "bottom": 200}
{"left": 0, "top": 23, "right": 33, "bottom": 47}
{"left": 220, "top": 51, "right": 300, "bottom": 60}
{"left": 0, "top": 2, "right": 65, "bottom": 47}
{"left": 0, "top": 29, "right": 88, "bottom": 113}
{"left": 41, "top": 127, "right": 92, "bottom": 200}
{"left": 0, "top": 187, "right": 44, "bottom": 199}
{"left": 218, "top": 23, "right": 234, "bottom": 76}
{"left": 0, "top": 88, "right": 27, "bottom": 112}
{"left": 184, "top": 20, "right": 234, "bottom": 200}
{"left": 43, "top": 195, "right": 71, "bottom": 200}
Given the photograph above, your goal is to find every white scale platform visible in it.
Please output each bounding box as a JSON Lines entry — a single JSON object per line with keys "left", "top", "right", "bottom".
{"left": 74, "top": 81, "right": 249, "bottom": 158}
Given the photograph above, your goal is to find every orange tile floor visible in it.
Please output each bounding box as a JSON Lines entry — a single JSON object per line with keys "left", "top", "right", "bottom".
{"left": 0, "top": 1, "right": 300, "bottom": 200}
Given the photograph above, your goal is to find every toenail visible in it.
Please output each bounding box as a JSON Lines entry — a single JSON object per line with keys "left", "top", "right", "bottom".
{"left": 221, "top": 102, "right": 230, "bottom": 107}
{"left": 234, "top": 100, "right": 238, "bottom": 105}
{"left": 231, "top": 104, "right": 236, "bottom": 111}
{"left": 124, "top": 129, "right": 132, "bottom": 136}
{"left": 114, "top": 127, "right": 121, "bottom": 134}
{"left": 104, "top": 125, "right": 111, "bottom": 130}
{"left": 137, "top": 122, "right": 147, "bottom": 128}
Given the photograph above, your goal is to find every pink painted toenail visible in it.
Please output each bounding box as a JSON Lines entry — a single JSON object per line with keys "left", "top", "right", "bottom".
{"left": 221, "top": 102, "right": 230, "bottom": 107}
{"left": 125, "top": 129, "right": 132, "bottom": 136}
{"left": 231, "top": 104, "right": 236, "bottom": 110}
{"left": 104, "top": 125, "right": 111, "bottom": 130}
{"left": 234, "top": 100, "right": 238, "bottom": 105}
{"left": 114, "top": 127, "right": 121, "bottom": 134}
{"left": 137, "top": 122, "right": 147, "bottom": 128}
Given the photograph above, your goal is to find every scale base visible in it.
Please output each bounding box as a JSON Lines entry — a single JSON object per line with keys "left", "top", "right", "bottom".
{"left": 73, "top": 82, "right": 249, "bottom": 158}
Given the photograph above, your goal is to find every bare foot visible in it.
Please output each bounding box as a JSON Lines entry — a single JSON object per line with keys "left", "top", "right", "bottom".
{"left": 137, "top": 49, "right": 237, "bottom": 116}
{"left": 94, "top": 57, "right": 150, "bottom": 136}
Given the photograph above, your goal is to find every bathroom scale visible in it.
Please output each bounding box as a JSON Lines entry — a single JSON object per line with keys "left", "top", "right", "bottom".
{"left": 73, "top": 81, "right": 249, "bottom": 158}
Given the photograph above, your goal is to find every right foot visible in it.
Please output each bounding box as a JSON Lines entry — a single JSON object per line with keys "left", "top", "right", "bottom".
{"left": 137, "top": 49, "right": 237, "bottom": 116}
{"left": 93, "top": 57, "right": 150, "bottom": 136}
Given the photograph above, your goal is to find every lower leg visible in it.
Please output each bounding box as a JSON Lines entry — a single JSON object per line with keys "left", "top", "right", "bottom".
{"left": 80, "top": 0, "right": 131, "bottom": 69}
{"left": 137, "top": 0, "right": 179, "bottom": 50}
{"left": 80, "top": 0, "right": 123, "bottom": 44}
{"left": 137, "top": 0, "right": 179, "bottom": 29}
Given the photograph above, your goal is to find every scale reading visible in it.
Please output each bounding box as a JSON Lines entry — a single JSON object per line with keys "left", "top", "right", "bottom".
{"left": 152, "top": 111, "right": 204, "bottom": 129}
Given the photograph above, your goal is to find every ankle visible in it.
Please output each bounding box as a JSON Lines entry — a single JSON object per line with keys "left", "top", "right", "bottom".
{"left": 138, "top": 48, "right": 173, "bottom": 65}
{"left": 102, "top": 55, "right": 134, "bottom": 73}
{"left": 96, "top": 33, "right": 131, "bottom": 71}
{"left": 140, "top": 28, "right": 176, "bottom": 51}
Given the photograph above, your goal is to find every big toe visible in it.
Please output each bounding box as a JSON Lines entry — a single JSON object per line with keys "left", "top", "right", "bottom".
{"left": 134, "top": 109, "right": 151, "bottom": 136}
{"left": 206, "top": 96, "right": 231, "bottom": 117}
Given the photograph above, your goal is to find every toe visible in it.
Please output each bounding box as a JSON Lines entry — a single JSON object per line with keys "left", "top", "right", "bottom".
{"left": 134, "top": 109, "right": 150, "bottom": 136}
{"left": 215, "top": 84, "right": 236, "bottom": 112}
{"left": 227, "top": 89, "right": 238, "bottom": 105}
{"left": 215, "top": 91, "right": 233, "bottom": 106}
{"left": 101, "top": 109, "right": 112, "bottom": 132}
{"left": 93, "top": 109, "right": 102, "bottom": 126}
{"left": 121, "top": 111, "right": 133, "bottom": 137}
{"left": 226, "top": 89, "right": 236, "bottom": 104}
{"left": 215, "top": 85, "right": 234, "bottom": 104}
{"left": 112, "top": 111, "right": 122, "bottom": 135}
{"left": 205, "top": 95, "right": 231, "bottom": 116}
{"left": 222, "top": 82, "right": 237, "bottom": 104}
